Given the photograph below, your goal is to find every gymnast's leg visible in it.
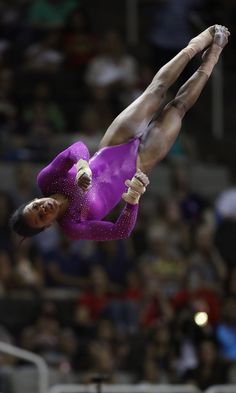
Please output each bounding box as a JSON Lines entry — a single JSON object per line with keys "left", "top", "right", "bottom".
{"left": 138, "top": 25, "right": 230, "bottom": 174}
{"left": 99, "top": 26, "right": 215, "bottom": 149}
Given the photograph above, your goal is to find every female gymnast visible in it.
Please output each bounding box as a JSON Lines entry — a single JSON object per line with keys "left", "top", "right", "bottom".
{"left": 10, "top": 25, "right": 229, "bottom": 241}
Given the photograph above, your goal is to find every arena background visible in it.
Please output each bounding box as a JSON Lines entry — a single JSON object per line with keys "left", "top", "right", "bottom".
{"left": 0, "top": 1, "right": 236, "bottom": 393}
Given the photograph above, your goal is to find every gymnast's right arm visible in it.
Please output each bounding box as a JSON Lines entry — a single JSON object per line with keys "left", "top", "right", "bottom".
{"left": 37, "top": 141, "right": 90, "bottom": 190}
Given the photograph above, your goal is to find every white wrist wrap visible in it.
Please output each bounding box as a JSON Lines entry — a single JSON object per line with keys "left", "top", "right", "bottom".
{"left": 76, "top": 159, "right": 92, "bottom": 179}
{"left": 199, "top": 48, "right": 221, "bottom": 76}
{"left": 183, "top": 27, "right": 213, "bottom": 59}
{"left": 122, "top": 176, "right": 147, "bottom": 205}
{"left": 130, "top": 177, "right": 146, "bottom": 194}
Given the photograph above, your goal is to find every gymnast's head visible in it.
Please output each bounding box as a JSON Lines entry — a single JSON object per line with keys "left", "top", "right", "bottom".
{"left": 10, "top": 197, "right": 61, "bottom": 237}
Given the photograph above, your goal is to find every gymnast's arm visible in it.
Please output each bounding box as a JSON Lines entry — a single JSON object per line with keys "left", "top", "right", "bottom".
{"left": 37, "top": 141, "right": 90, "bottom": 189}
{"left": 62, "top": 203, "right": 139, "bottom": 241}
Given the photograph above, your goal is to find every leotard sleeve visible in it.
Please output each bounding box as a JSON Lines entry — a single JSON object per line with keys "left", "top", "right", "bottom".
{"left": 37, "top": 141, "right": 90, "bottom": 190}
{"left": 61, "top": 203, "right": 139, "bottom": 241}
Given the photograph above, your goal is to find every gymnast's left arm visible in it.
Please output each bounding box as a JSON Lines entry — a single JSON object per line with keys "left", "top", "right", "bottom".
{"left": 37, "top": 141, "right": 90, "bottom": 190}
{"left": 62, "top": 203, "right": 139, "bottom": 241}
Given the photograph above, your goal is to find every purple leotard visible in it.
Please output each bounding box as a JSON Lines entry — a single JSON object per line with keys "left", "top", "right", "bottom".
{"left": 37, "top": 139, "right": 140, "bottom": 241}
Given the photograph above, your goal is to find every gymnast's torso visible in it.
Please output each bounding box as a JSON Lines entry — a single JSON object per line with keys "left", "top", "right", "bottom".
{"left": 36, "top": 139, "right": 140, "bottom": 241}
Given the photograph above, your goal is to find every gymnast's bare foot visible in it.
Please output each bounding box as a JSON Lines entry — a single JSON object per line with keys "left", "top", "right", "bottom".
{"left": 184, "top": 25, "right": 216, "bottom": 59}
{"left": 213, "top": 24, "right": 230, "bottom": 48}
{"left": 202, "top": 25, "right": 230, "bottom": 62}
{"left": 208, "top": 25, "right": 217, "bottom": 38}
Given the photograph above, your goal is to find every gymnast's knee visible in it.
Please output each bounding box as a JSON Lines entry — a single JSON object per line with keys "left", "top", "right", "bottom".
{"left": 148, "top": 81, "right": 167, "bottom": 99}
{"left": 168, "top": 98, "right": 187, "bottom": 118}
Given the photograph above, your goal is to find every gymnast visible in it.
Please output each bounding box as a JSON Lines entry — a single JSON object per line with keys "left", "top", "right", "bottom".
{"left": 10, "top": 25, "right": 229, "bottom": 241}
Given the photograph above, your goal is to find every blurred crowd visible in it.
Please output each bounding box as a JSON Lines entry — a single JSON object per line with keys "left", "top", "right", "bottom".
{"left": 1, "top": 0, "right": 236, "bottom": 392}
{"left": 1, "top": 163, "right": 236, "bottom": 391}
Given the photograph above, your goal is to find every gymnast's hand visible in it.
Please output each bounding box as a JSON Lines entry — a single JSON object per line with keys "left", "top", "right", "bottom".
{"left": 77, "top": 172, "right": 92, "bottom": 191}
{"left": 76, "top": 159, "right": 92, "bottom": 191}
{"left": 122, "top": 169, "right": 149, "bottom": 205}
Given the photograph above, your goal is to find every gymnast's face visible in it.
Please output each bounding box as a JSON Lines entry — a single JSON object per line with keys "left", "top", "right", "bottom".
{"left": 23, "top": 197, "right": 59, "bottom": 229}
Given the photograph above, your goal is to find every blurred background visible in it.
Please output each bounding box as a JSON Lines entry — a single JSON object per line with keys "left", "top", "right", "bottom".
{"left": 0, "top": 0, "right": 236, "bottom": 392}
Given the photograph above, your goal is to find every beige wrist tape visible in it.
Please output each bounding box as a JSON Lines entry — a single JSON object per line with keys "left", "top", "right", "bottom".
{"left": 76, "top": 159, "right": 92, "bottom": 179}
{"left": 123, "top": 189, "right": 141, "bottom": 205}
{"left": 199, "top": 50, "right": 221, "bottom": 77}
{"left": 183, "top": 28, "right": 213, "bottom": 59}
{"left": 131, "top": 177, "right": 146, "bottom": 194}
{"left": 122, "top": 176, "right": 146, "bottom": 205}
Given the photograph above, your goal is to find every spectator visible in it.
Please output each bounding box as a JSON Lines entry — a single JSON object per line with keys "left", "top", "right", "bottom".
{"left": 76, "top": 265, "right": 117, "bottom": 323}
{"left": 0, "top": 249, "right": 13, "bottom": 294}
{"left": 215, "top": 185, "right": 236, "bottom": 269}
{"left": 138, "top": 359, "right": 169, "bottom": 384}
{"left": 0, "top": 68, "right": 19, "bottom": 158}
{"left": 138, "top": 273, "right": 174, "bottom": 329}
{"left": 0, "top": 191, "right": 14, "bottom": 251}
{"left": 33, "top": 224, "right": 61, "bottom": 256}
{"left": 21, "top": 120, "right": 54, "bottom": 162}
{"left": 189, "top": 223, "right": 227, "bottom": 290}
{"left": 138, "top": 322, "right": 174, "bottom": 382}
{"left": 95, "top": 239, "right": 135, "bottom": 285}
{"left": 12, "top": 237, "right": 45, "bottom": 292}
{"left": 171, "top": 165, "right": 209, "bottom": 227}
{"left": 85, "top": 30, "right": 139, "bottom": 113}
{"left": 23, "top": 30, "right": 64, "bottom": 72}
{"left": 20, "top": 301, "right": 65, "bottom": 367}
{"left": 146, "top": 0, "right": 205, "bottom": 70}
{"left": 226, "top": 267, "right": 236, "bottom": 297}
{"left": 43, "top": 235, "right": 89, "bottom": 289}
{"left": 183, "top": 339, "right": 228, "bottom": 389}
{"left": 27, "top": 0, "right": 77, "bottom": 31}
{"left": 22, "top": 82, "right": 66, "bottom": 133}
{"left": 172, "top": 271, "right": 221, "bottom": 328}
{"left": 139, "top": 222, "right": 188, "bottom": 297}
{"left": 160, "top": 197, "right": 191, "bottom": 254}
{"left": 215, "top": 186, "right": 236, "bottom": 220}
{"left": 63, "top": 7, "right": 97, "bottom": 71}
{"left": 75, "top": 85, "right": 115, "bottom": 153}
{"left": 10, "top": 162, "right": 40, "bottom": 207}
{"left": 59, "top": 328, "right": 79, "bottom": 373}
{"left": 216, "top": 297, "right": 236, "bottom": 362}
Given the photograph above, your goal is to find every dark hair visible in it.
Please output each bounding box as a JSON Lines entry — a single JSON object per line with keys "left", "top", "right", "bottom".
{"left": 9, "top": 202, "right": 45, "bottom": 238}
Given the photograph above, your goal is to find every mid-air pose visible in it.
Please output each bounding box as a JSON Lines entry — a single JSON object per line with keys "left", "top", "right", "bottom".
{"left": 10, "top": 25, "right": 230, "bottom": 241}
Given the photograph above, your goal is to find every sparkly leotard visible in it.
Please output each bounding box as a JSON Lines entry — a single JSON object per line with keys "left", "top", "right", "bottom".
{"left": 37, "top": 139, "right": 140, "bottom": 241}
